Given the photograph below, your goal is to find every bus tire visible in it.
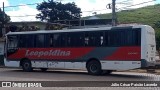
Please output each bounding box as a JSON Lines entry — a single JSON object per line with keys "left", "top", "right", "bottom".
{"left": 21, "top": 59, "right": 33, "bottom": 72}
{"left": 40, "top": 68, "right": 48, "bottom": 72}
{"left": 87, "top": 60, "right": 102, "bottom": 75}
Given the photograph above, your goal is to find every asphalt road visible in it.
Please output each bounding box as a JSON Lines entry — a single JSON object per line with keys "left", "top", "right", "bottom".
{"left": 0, "top": 68, "right": 160, "bottom": 90}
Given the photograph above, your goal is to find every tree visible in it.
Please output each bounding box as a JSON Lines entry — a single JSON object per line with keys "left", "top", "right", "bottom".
{"left": 36, "top": 0, "right": 81, "bottom": 22}
{"left": 0, "top": 8, "right": 10, "bottom": 26}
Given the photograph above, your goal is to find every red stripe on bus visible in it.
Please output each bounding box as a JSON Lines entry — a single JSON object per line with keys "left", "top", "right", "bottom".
{"left": 8, "top": 48, "right": 95, "bottom": 60}
{"left": 104, "top": 46, "right": 141, "bottom": 60}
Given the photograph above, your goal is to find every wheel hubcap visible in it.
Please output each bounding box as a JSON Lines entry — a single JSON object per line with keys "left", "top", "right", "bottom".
{"left": 24, "top": 63, "right": 29, "bottom": 69}
{"left": 90, "top": 64, "right": 98, "bottom": 73}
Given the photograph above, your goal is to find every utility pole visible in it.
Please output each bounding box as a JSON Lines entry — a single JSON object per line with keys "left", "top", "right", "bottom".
{"left": 112, "top": 0, "right": 116, "bottom": 26}
{"left": 2, "top": 2, "right": 5, "bottom": 36}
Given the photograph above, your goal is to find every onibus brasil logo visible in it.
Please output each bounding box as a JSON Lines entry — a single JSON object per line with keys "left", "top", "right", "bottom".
{"left": 1, "top": 82, "right": 42, "bottom": 87}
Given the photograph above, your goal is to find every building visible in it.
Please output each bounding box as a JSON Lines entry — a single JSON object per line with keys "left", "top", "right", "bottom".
{"left": 87, "top": 16, "right": 100, "bottom": 20}
{"left": 55, "top": 18, "right": 112, "bottom": 29}
{"left": 6, "top": 21, "right": 68, "bottom": 32}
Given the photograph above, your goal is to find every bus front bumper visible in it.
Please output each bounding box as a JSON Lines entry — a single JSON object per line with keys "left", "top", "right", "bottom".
{"left": 141, "top": 59, "right": 155, "bottom": 69}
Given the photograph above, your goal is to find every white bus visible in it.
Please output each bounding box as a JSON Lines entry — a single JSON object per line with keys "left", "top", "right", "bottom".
{"left": 4, "top": 25, "right": 156, "bottom": 75}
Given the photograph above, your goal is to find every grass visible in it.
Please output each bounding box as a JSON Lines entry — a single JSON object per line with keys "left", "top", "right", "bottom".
{"left": 83, "top": 4, "right": 160, "bottom": 28}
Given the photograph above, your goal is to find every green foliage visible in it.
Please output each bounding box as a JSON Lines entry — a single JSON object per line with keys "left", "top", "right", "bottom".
{"left": 84, "top": 4, "right": 160, "bottom": 26}
{"left": 36, "top": 0, "right": 81, "bottom": 22}
{"left": 156, "top": 29, "right": 160, "bottom": 50}
{"left": 0, "top": 9, "right": 10, "bottom": 26}
{"left": 154, "top": 21, "right": 160, "bottom": 28}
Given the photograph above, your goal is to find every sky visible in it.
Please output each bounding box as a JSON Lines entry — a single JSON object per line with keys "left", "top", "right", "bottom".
{"left": 0, "top": 0, "right": 160, "bottom": 22}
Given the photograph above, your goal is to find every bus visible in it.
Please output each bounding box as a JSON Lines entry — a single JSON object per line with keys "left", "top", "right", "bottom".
{"left": 4, "top": 25, "right": 156, "bottom": 75}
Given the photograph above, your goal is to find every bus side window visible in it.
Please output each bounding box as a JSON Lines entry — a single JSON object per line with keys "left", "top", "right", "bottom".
{"left": 49, "top": 34, "right": 54, "bottom": 47}
{"left": 85, "top": 33, "right": 89, "bottom": 46}
{"left": 66, "top": 33, "right": 70, "bottom": 47}
{"left": 49, "top": 34, "right": 60, "bottom": 47}
{"left": 54, "top": 34, "right": 61, "bottom": 47}
{"left": 7, "top": 35, "right": 18, "bottom": 49}
{"left": 35, "top": 34, "right": 45, "bottom": 48}
{"left": 66, "top": 32, "right": 84, "bottom": 47}
{"left": 105, "top": 31, "right": 109, "bottom": 46}
{"left": 126, "top": 30, "right": 133, "bottom": 46}
{"left": 61, "top": 33, "right": 67, "bottom": 47}
{"left": 85, "top": 31, "right": 103, "bottom": 47}
{"left": 18, "top": 35, "right": 26, "bottom": 48}
{"left": 94, "top": 31, "right": 104, "bottom": 46}
{"left": 100, "top": 35, "right": 104, "bottom": 46}
{"left": 76, "top": 32, "right": 84, "bottom": 47}
{"left": 105, "top": 30, "right": 124, "bottom": 47}
{"left": 27, "top": 35, "right": 35, "bottom": 48}
{"left": 105, "top": 28, "right": 141, "bottom": 47}
{"left": 132, "top": 28, "right": 141, "bottom": 46}
{"left": 137, "top": 29, "right": 141, "bottom": 46}
{"left": 119, "top": 31, "right": 126, "bottom": 46}
{"left": 89, "top": 35, "right": 94, "bottom": 46}
{"left": 42, "top": 34, "right": 50, "bottom": 47}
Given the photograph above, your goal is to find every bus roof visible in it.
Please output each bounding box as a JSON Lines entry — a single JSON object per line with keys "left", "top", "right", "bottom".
{"left": 6, "top": 25, "right": 148, "bottom": 35}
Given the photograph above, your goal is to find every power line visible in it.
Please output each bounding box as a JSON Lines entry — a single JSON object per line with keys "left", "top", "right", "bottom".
{"left": 82, "top": 9, "right": 108, "bottom": 12}
{"left": 82, "top": 0, "right": 155, "bottom": 13}
{"left": 119, "top": 0, "right": 156, "bottom": 10}
{"left": 116, "top": 0, "right": 132, "bottom": 4}
{"left": 0, "top": 3, "right": 40, "bottom": 8}
{"left": 83, "top": 0, "right": 156, "bottom": 14}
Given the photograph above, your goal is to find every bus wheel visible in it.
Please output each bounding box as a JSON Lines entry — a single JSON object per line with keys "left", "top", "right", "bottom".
{"left": 87, "top": 60, "right": 102, "bottom": 75}
{"left": 40, "top": 68, "right": 48, "bottom": 72}
{"left": 22, "top": 59, "right": 33, "bottom": 72}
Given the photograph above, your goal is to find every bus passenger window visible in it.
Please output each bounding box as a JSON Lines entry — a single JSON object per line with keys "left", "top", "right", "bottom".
{"left": 50, "top": 35, "right": 53, "bottom": 47}
{"left": 85, "top": 35, "right": 89, "bottom": 46}
{"left": 95, "top": 32, "right": 103, "bottom": 46}
{"left": 19, "top": 35, "right": 26, "bottom": 48}
{"left": 61, "top": 33, "right": 67, "bottom": 47}
{"left": 35, "top": 34, "right": 45, "bottom": 48}
{"left": 27, "top": 35, "right": 35, "bottom": 48}
{"left": 89, "top": 36, "right": 94, "bottom": 46}
{"left": 67, "top": 37, "right": 71, "bottom": 46}
{"left": 66, "top": 32, "right": 84, "bottom": 47}
{"left": 7, "top": 36, "right": 18, "bottom": 49}
{"left": 54, "top": 34, "right": 61, "bottom": 47}
{"left": 100, "top": 36, "right": 104, "bottom": 45}
{"left": 84, "top": 31, "right": 104, "bottom": 47}
{"left": 76, "top": 33, "right": 84, "bottom": 47}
